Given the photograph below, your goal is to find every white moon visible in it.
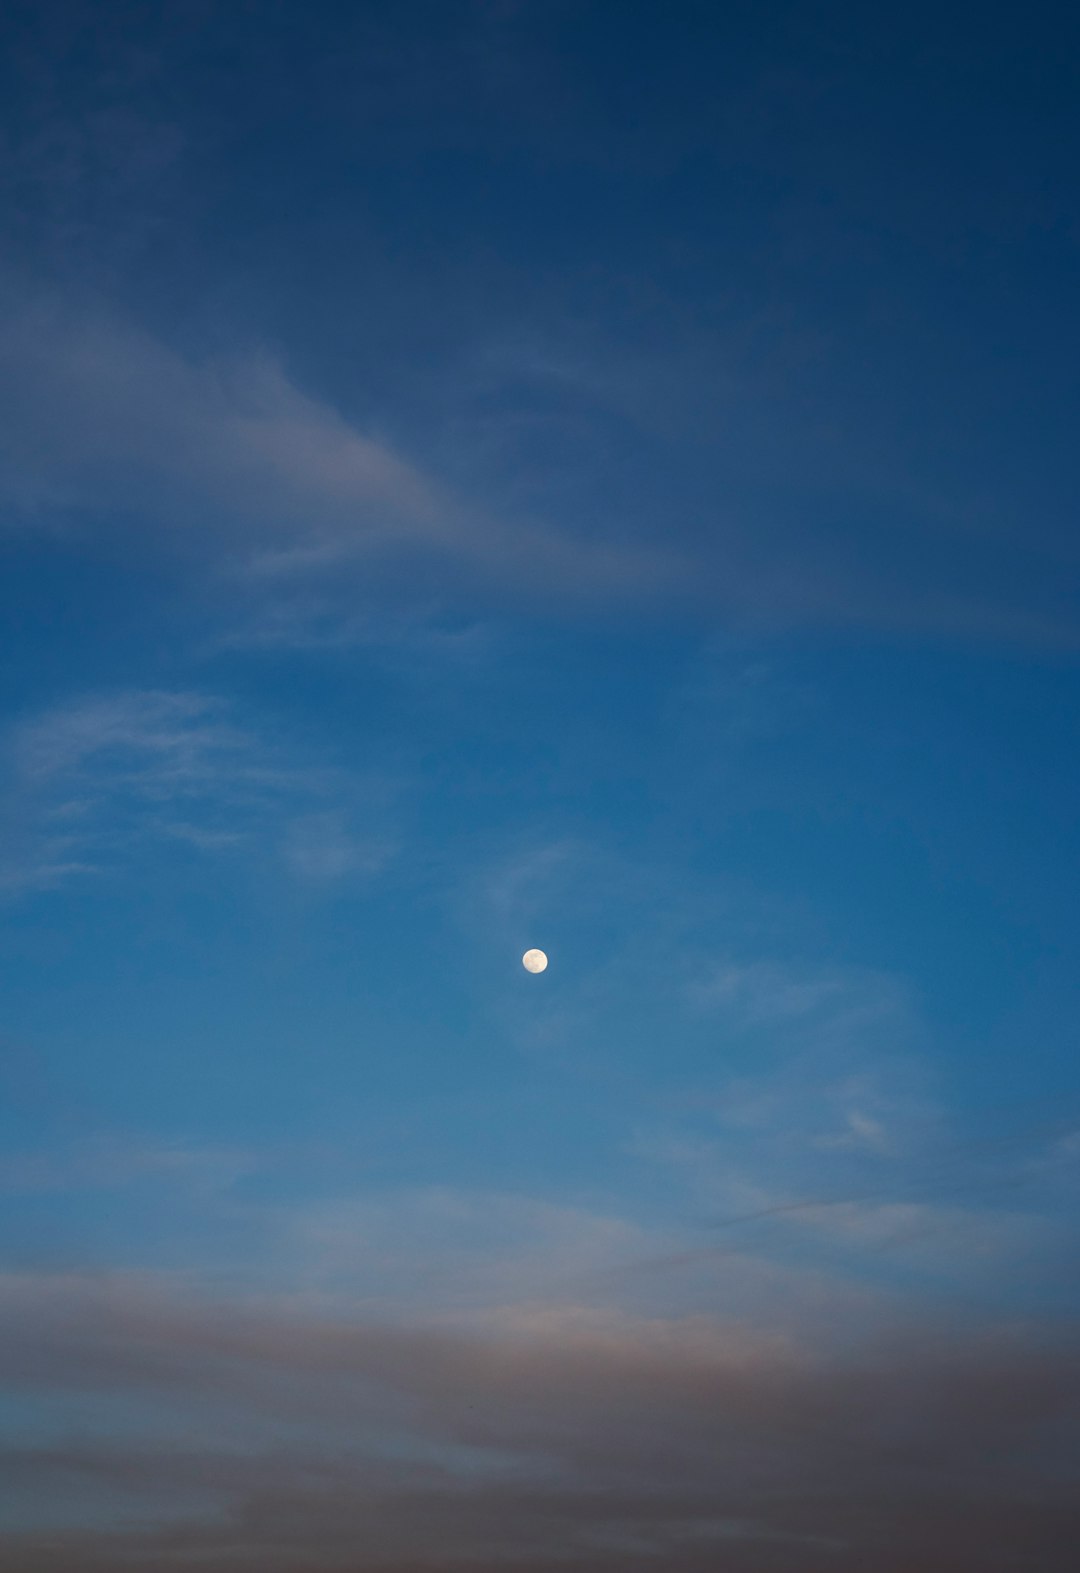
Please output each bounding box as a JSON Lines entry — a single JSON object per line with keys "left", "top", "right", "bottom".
{"left": 522, "top": 948, "right": 548, "bottom": 974}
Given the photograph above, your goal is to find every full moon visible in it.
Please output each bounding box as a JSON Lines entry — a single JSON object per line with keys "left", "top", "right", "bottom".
{"left": 522, "top": 948, "right": 548, "bottom": 974}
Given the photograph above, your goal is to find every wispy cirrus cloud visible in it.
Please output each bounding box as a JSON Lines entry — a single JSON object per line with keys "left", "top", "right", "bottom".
{"left": 620, "top": 950, "right": 1077, "bottom": 1289}
{"left": 677, "top": 953, "right": 933, "bottom": 1146}
{"left": 687, "top": 956, "right": 909, "bottom": 1037}
{"left": 0, "top": 687, "right": 394, "bottom": 896}
{"left": 0, "top": 288, "right": 676, "bottom": 612}
{"left": 12, "top": 690, "right": 248, "bottom": 786}
{"left": 2, "top": 280, "right": 1076, "bottom": 645}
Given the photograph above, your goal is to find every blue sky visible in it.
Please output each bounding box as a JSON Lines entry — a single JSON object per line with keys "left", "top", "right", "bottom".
{"left": 2, "top": 3, "right": 1080, "bottom": 1569}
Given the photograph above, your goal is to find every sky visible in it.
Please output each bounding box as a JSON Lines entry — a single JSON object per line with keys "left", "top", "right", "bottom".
{"left": 1, "top": 2, "right": 1080, "bottom": 1568}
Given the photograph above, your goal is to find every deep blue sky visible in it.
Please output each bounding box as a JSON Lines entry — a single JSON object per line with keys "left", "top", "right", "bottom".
{"left": 2, "top": 4, "right": 1079, "bottom": 1569}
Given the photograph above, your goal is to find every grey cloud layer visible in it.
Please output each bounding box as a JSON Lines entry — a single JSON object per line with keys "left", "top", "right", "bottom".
{"left": 1, "top": 1270, "right": 1078, "bottom": 1571}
